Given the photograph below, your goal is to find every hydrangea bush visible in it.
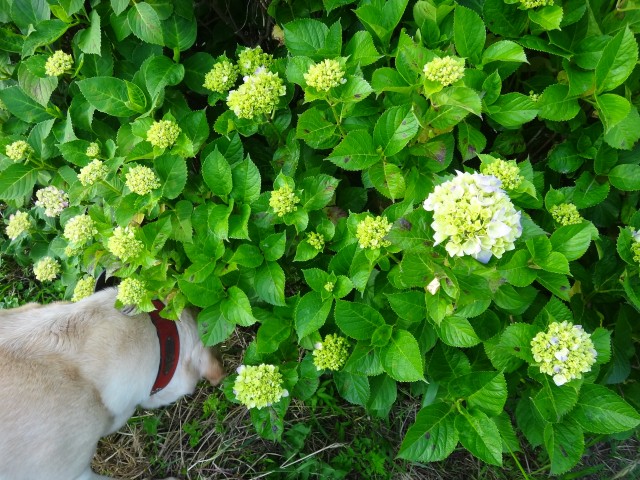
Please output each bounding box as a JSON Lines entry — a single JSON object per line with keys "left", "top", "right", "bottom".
{"left": 1, "top": 0, "right": 639, "bottom": 474}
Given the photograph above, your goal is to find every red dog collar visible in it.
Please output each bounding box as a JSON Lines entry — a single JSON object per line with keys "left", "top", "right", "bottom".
{"left": 149, "top": 300, "right": 180, "bottom": 395}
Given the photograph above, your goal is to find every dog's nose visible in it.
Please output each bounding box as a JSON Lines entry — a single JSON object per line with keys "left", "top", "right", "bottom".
{"left": 203, "top": 347, "right": 225, "bottom": 386}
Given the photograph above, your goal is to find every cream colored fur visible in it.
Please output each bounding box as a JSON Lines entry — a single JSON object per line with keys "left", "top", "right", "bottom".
{"left": 0, "top": 288, "right": 224, "bottom": 480}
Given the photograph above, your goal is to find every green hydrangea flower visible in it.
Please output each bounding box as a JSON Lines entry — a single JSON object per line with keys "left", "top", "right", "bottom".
{"left": 423, "top": 171, "right": 522, "bottom": 263}
{"left": 5, "top": 211, "right": 31, "bottom": 240}
{"left": 550, "top": 203, "right": 582, "bottom": 226}
{"left": 237, "top": 46, "right": 273, "bottom": 76}
{"left": 313, "top": 334, "right": 350, "bottom": 371}
{"left": 269, "top": 184, "right": 300, "bottom": 217}
{"left": 72, "top": 276, "right": 96, "bottom": 302}
{"left": 5, "top": 140, "right": 33, "bottom": 162}
{"left": 117, "top": 278, "right": 147, "bottom": 305}
{"left": 227, "top": 69, "right": 286, "bottom": 119}
{"left": 631, "top": 230, "right": 640, "bottom": 264}
{"left": 531, "top": 321, "right": 597, "bottom": 386}
{"left": 303, "top": 59, "right": 346, "bottom": 91}
{"left": 85, "top": 142, "right": 100, "bottom": 158}
{"left": 519, "top": 0, "right": 553, "bottom": 8}
{"left": 108, "top": 226, "right": 144, "bottom": 261}
{"left": 423, "top": 56, "right": 465, "bottom": 86}
{"left": 33, "top": 257, "right": 60, "bottom": 282}
{"left": 45, "top": 50, "right": 73, "bottom": 76}
{"left": 324, "top": 281, "right": 334, "bottom": 292}
{"left": 35, "top": 186, "right": 69, "bottom": 217}
{"left": 233, "top": 364, "right": 289, "bottom": 409}
{"left": 481, "top": 159, "right": 523, "bottom": 190}
{"left": 125, "top": 165, "right": 161, "bottom": 196}
{"left": 356, "top": 215, "right": 393, "bottom": 250}
{"left": 146, "top": 120, "right": 181, "bottom": 149}
{"left": 306, "top": 231, "right": 325, "bottom": 250}
{"left": 203, "top": 59, "right": 239, "bottom": 93}
{"left": 64, "top": 214, "right": 97, "bottom": 246}
{"left": 529, "top": 90, "right": 540, "bottom": 102}
{"left": 64, "top": 244, "right": 82, "bottom": 258}
{"left": 78, "top": 159, "right": 108, "bottom": 186}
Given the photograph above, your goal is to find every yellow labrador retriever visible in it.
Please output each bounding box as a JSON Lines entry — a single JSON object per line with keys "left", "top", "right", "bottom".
{"left": 0, "top": 287, "right": 224, "bottom": 480}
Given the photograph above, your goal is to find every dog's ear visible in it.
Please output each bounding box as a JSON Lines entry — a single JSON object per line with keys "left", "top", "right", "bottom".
{"left": 95, "top": 270, "right": 119, "bottom": 292}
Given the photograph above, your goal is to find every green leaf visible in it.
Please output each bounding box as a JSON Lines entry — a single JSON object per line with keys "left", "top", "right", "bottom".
{"left": 155, "top": 154, "right": 187, "bottom": 199}
{"left": 77, "top": 10, "right": 101, "bottom": 55}
{"left": 0, "top": 86, "right": 52, "bottom": 123}
{"left": 528, "top": 5, "right": 563, "bottom": 31}
{"left": 283, "top": 18, "right": 341, "bottom": 60}
{"left": 550, "top": 222, "right": 598, "bottom": 261}
{"left": 449, "top": 372, "right": 508, "bottom": 417}
{"left": 567, "top": 171, "right": 610, "bottom": 208}
{"left": 334, "top": 371, "right": 370, "bottom": 406}
{"left": 497, "top": 323, "right": 536, "bottom": 363}
{"left": 483, "top": 0, "right": 527, "bottom": 37}
{"left": 143, "top": 55, "right": 185, "bottom": 100}
{"left": 481, "top": 40, "right": 527, "bottom": 65}
{"left": 128, "top": 2, "right": 164, "bottom": 45}
{"left": 596, "top": 94, "right": 631, "bottom": 133}
{"left": 604, "top": 105, "right": 640, "bottom": 150}
{"left": 544, "top": 418, "right": 584, "bottom": 475}
{"left": 179, "top": 274, "right": 224, "bottom": 308}
{"left": 296, "top": 106, "right": 340, "bottom": 149}
{"left": 373, "top": 105, "right": 419, "bottom": 157}
{"left": 381, "top": 329, "right": 424, "bottom": 382}
{"left": 548, "top": 142, "right": 583, "bottom": 173}
{"left": 368, "top": 162, "right": 406, "bottom": 200}
{"left": 355, "top": 0, "right": 409, "bottom": 46}
{"left": 573, "top": 384, "right": 640, "bottom": 434}
{"left": 327, "top": 130, "right": 380, "bottom": 171}
{"left": 386, "top": 291, "right": 426, "bottom": 323}
{"left": 198, "top": 305, "right": 235, "bottom": 346}
{"left": 231, "top": 156, "right": 261, "bottom": 204}
{"left": 595, "top": 26, "right": 638, "bottom": 94}
{"left": 255, "top": 261, "right": 286, "bottom": 306}
{"left": 256, "top": 316, "right": 291, "bottom": 354}
{"left": 295, "top": 291, "right": 332, "bottom": 339}
{"left": 486, "top": 93, "right": 538, "bottom": 128}
{"left": 10, "top": 0, "right": 50, "bottom": 32}
{"left": 260, "top": 232, "right": 286, "bottom": 262}
{"left": 454, "top": 5, "right": 485, "bottom": 65}
{"left": 455, "top": 410, "right": 503, "bottom": 466}
{"left": 608, "top": 164, "right": 640, "bottom": 191}
{"left": 77, "top": 77, "right": 146, "bottom": 117}
{"left": 437, "top": 316, "right": 481, "bottom": 347}
{"left": 398, "top": 402, "right": 458, "bottom": 462}
{"left": 498, "top": 250, "right": 537, "bottom": 287}
{"left": 0, "top": 164, "right": 38, "bottom": 201}
{"left": 22, "top": 20, "right": 69, "bottom": 57}
{"left": 371, "top": 324, "right": 393, "bottom": 347}
{"left": 536, "top": 271, "right": 571, "bottom": 301}
{"left": 534, "top": 379, "right": 579, "bottom": 423}
{"left": 335, "top": 300, "right": 385, "bottom": 340}
{"left": 220, "top": 286, "right": 256, "bottom": 327}
{"left": 538, "top": 84, "right": 580, "bottom": 121}
{"left": 300, "top": 174, "right": 339, "bottom": 211}
{"left": 162, "top": 14, "right": 196, "bottom": 51}
{"left": 591, "top": 327, "right": 612, "bottom": 364}
{"left": 202, "top": 147, "right": 232, "bottom": 197}
{"left": 111, "top": 0, "right": 129, "bottom": 15}
{"left": 344, "top": 30, "right": 381, "bottom": 67}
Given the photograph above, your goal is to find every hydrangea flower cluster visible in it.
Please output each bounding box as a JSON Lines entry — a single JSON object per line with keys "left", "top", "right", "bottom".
{"left": 423, "top": 172, "right": 522, "bottom": 263}
{"left": 203, "top": 59, "right": 239, "bottom": 93}
{"left": 85, "top": 142, "right": 100, "bottom": 158}
{"left": 423, "top": 56, "right": 465, "bottom": 86}
{"left": 78, "top": 159, "right": 108, "bottom": 186}
{"left": 146, "top": 120, "right": 181, "bottom": 149}
{"left": 313, "top": 334, "right": 350, "bottom": 371}
{"left": 355, "top": 215, "right": 393, "bottom": 250}
{"left": 117, "top": 278, "right": 147, "bottom": 305}
{"left": 35, "top": 186, "right": 69, "bottom": 217}
{"left": 108, "top": 226, "right": 143, "bottom": 261}
{"left": 324, "top": 281, "right": 334, "bottom": 292}
{"left": 237, "top": 46, "right": 273, "bottom": 76}
{"left": 45, "top": 50, "right": 73, "bottom": 76}
{"left": 630, "top": 229, "right": 640, "bottom": 264}
{"left": 304, "top": 59, "right": 346, "bottom": 91}
{"left": 233, "top": 364, "right": 289, "bottom": 409}
{"left": 33, "top": 257, "right": 60, "bottom": 282}
{"left": 72, "top": 276, "right": 96, "bottom": 302}
{"left": 5, "top": 211, "right": 31, "bottom": 240}
{"left": 5, "top": 140, "right": 32, "bottom": 162}
{"left": 481, "top": 159, "right": 524, "bottom": 190}
{"left": 227, "top": 70, "right": 286, "bottom": 119}
{"left": 519, "top": 0, "right": 553, "bottom": 8}
{"left": 125, "top": 165, "right": 161, "bottom": 196}
{"left": 306, "top": 231, "right": 325, "bottom": 250}
{"left": 269, "top": 184, "right": 300, "bottom": 217}
{"left": 531, "top": 321, "right": 597, "bottom": 386}
{"left": 63, "top": 214, "right": 97, "bottom": 246}
{"left": 550, "top": 203, "right": 582, "bottom": 226}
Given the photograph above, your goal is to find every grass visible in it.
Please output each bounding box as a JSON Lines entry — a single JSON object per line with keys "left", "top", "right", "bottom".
{"left": 0, "top": 260, "right": 637, "bottom": 479}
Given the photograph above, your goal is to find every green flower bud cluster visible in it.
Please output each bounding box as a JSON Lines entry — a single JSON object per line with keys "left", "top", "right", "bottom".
{"left": 5, "top": 140, "right": 33, "bottom": 162}
{"left": 324, "top": 281, "right": 334, "bottom": 292}
{"left": 35, "top": 186, "right": 69, "bottom": 217}
{"left": 33, "top": 257, "right": 60, "bottom": 282}
{"left": 237, "top": 46, "right": 273, "bottom": 76}
{"left": 63, "top": 214, "right": 97, "bottom": 246}
{"left": 303, "top": 59, "right": 346, "bottom": 91}
{"left": 423, "top": 172, "right": 522, "bottom": 263}
{"left": 233, "top": 364, "right": 289, "bottom": 409}
{"left": 78, "top": 159, "right": 108, "bottom": 186}
{"left": 630, "top": 229, "right": 640, "bottom": 263}
{"left": 306, "top": 231, "right": 325, "bottom": 250}
{"left": 204, "top": 59, "right": 240, "bottom": 93}
{"left": 5, "top": 211, "right": 31, "bottom": 240}
{"left": 146, "top": 120, "right": 181, "bottom": 149}
{"left": 45, "top": 50, "right": 73, "bottom": 76}
{"left": 550, "top": 203, "right": 582, "bottom": 226}
{"left": 108, "top": 226, "right": 143, "bottom": 261}
{"left": 529, "top": 90, "right": 540, "bottom": 102}
{"left": 423, "top": 56, "right": 465, "bottom": 86}
{"left": 269, "top": 184, "right": 300, "bottom": 217}
{"left": 227, "top": 69, "right": 286, "bottom": 120}
{"left": 531, "top": 321, "right": 597, "bottom": 386}
{"left": 72, "top": 276, "right": 96, "bottom": 302}
{"left": 356, "top": 215, "right": 392, "bottom": 250}
{"left": 313, "top": 334, "right": 350, "bottom": 371}
{"left": 481, "top": 159, "right": 524, "bottom": 190}
{"left": 519, "top": 0, "right": 553, "bottom": 8}
{"left": 85, "top": 142, "right": 100, "bottom": 158}
{"left": 117, "top": 278, "right": 147, "bottom": 305}
{"left": 125, "top": 165, "right": 161, "bottom": 196}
